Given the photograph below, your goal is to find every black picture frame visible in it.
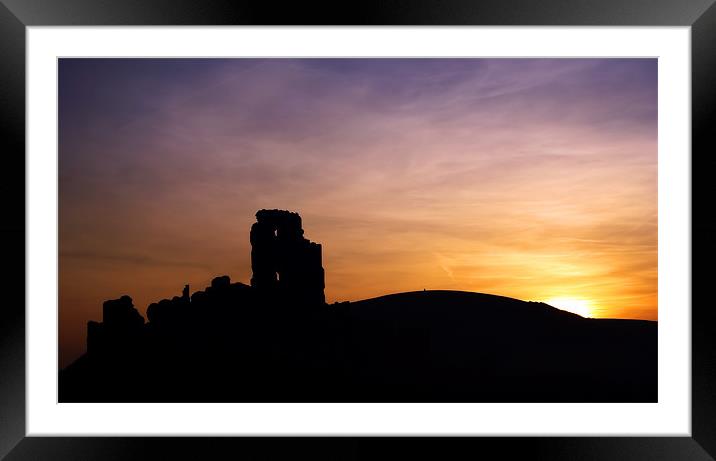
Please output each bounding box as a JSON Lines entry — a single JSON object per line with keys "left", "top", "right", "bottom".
{"left": 1, "top": 1, "right": 714, "bottom": 459}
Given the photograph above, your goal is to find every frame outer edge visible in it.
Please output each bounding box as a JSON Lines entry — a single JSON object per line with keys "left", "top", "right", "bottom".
{"left": 1, "top": 437, "right": 716, "bottom": 461}
{"left": 3, "top": 0, "right": 716, "bottom": 459}
{"left": 0, "top": 1, "right": 27, "bottom": 460}
{"left": 692, "top": 1, "right": 716, "bottom": 459}
{"left": 0, "top": 0, "right": 715, "bottom": 26}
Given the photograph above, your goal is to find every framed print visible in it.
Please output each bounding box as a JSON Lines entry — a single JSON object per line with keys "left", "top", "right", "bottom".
{"left": 2, "top": 0, "right": 715, "bottom": 459}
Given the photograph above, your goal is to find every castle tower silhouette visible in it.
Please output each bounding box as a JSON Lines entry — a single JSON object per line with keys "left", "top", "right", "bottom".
{"left": 250, "top": 209, "right": 326, "bottom": 306}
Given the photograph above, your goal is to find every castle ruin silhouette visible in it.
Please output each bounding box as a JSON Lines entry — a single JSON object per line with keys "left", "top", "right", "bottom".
{"left": 85, "top": 209, "right": 326, "bottom": 360}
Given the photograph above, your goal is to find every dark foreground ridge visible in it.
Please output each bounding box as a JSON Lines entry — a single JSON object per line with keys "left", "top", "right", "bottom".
{"left": 60, "top": 210, "right": 657, "bottom": 402}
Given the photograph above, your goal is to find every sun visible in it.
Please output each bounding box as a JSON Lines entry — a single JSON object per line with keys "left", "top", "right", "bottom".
{"left": 544, "top": 297, "right": 593, "bottom": 318}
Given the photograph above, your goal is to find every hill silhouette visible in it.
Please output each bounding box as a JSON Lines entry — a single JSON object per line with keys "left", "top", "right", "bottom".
{"left": 59, "top": 210, "right": 657, "bottom": 402}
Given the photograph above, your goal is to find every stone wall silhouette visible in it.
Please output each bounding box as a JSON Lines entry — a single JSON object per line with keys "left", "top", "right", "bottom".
{"left": 87, "top": 295, "right": 145, "bottom": 358}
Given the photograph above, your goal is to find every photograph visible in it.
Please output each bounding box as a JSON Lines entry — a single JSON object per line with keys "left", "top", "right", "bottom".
{"left": 3, "top": 0, "right": 713, "bottom": 456}
{"left": 57, "top": 57, "right": 658, "bottom": 403}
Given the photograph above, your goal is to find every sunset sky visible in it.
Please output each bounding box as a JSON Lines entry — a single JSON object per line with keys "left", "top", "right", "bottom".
{"left": 59, "top": 58, "right": 657, "bottom": 367}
